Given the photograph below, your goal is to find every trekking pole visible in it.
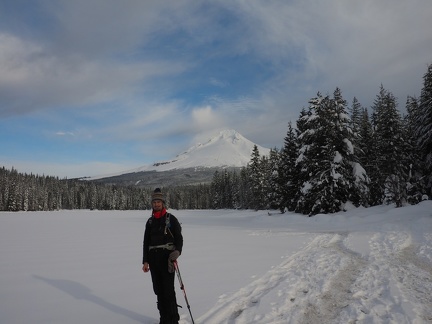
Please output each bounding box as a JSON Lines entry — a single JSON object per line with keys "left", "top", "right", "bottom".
{"left": 173, "top": 260, "right": 195, "bottom": 324}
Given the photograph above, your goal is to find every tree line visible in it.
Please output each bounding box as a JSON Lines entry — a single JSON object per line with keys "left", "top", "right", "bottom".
{"left": 0, "top": 166, "right": 213, "bottom": 211}
{"left": 1, "top": 64, "right": 431, "bottom": 214}
{"left": 0, "top": 167, "right": 151, "bottom": 211}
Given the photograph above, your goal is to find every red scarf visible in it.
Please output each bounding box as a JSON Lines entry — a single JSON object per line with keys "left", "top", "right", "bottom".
{"left": 153, "top": 208, "right": 167, "bottom": 219}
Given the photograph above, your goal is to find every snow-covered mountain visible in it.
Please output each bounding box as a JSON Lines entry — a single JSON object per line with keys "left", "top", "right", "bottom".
{"left": 89, "top": 129, "right": 270, "bottom": 183}
{"left": 136, "top": 129, "right": 270, "bottom": 172}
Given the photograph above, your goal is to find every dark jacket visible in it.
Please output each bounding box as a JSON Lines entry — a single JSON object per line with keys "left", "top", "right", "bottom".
{"left": 142, "top": 212, "right": 183, "bottom": 264}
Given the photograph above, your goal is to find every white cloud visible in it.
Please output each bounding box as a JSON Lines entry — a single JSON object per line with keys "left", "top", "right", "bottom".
{"left": 100, "top": 101, "right": 188, "bottom": 141}
{"left": 0, "top": 30, "right": 188, "bottom": 116}
{"left": 0, "top": 34, "right": 43, "bottom": 85}
{"left": 229, "top": 0, "right": 432, "bottom": 106}
{"left": 210, "top": 77, "right": 229, "bottom": 88}
{"left": 55, "top": 131, "right": 75, "bottom": 137}
{"left": 191, "top": 105, "right": 223, "bottom": 131}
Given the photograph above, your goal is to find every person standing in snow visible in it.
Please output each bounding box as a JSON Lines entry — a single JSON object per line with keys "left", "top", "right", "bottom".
{"left": 142, "top": 188, "right": 183, "bottom": 324}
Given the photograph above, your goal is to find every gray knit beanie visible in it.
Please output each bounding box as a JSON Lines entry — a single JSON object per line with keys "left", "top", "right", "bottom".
{"left": 151, "top": 188, "right": 165, "bottom": 202}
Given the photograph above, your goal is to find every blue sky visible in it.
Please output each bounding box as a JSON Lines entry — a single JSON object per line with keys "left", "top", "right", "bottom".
{"left": 1, "top": 0, "right": 431, "bottom": 178}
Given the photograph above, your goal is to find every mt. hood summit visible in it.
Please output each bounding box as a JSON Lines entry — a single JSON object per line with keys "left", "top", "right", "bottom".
{"left": 89, "top": 129, "right": 270, "bottom": 185}
{"left": 135, "top": 129, "right": 270, "bottom": 172}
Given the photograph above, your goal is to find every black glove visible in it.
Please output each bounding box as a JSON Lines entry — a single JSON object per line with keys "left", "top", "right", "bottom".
{"left": 168, "top": 250, "right": 180, "bottom": 273}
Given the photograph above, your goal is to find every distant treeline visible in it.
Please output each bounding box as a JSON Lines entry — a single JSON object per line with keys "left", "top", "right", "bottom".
{"left": 0, "top": 167, "right": 213, "bottom": 211}
{"left": 1, "top": 64, "right": 431, "bottom": 214}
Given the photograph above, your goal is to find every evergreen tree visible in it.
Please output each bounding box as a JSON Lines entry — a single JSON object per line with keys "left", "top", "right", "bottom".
{"left": 266, "top": 148, "right": 282, "bottom": 210}
{"left": 278, "top": 122, "right": 300, "bottom": 212}
{"left": 358, "top": 108, "right": 378, "bottom": 206}
{"left": 349, "top": 97, "right": 363, "bottom": 159}
{"left": 296, "top": 93, "right": 325, "bottom": 214}
{"left": 296, "top": 107, "right": 311, "bottom": 136}
{"left": 239, "top": 167, "right": 252, "bottom": 209}
{"left": 248, "top": 145, "right": 265, "bottom": 210}
{"left": 371, "top": 85, "right": 408, "bottom": 206}
{"left": 404, "top": 95, "right": 425, "bottom": 204}
{"left": 222, "top": 169, "right": 233, "bottom": 209}
{"left": 294, "top": 108, "right": 312, "bottom": 213}
{"left": 210, "top": 171, "right": 223, "bottom": 209}
{"left": 296, "top": 89, "right": 366, "bottom": 215}
{"left": 413, "top": 63, "right": 432, "bottom": 197}
{"left": 332, "top": 89, "right": 369, "bottom": 207}
{"left": 7, "top": 169, "right": 18, "bottom": 211}
{"left": 230, "top": 171, "right": 241, "bottom": 209}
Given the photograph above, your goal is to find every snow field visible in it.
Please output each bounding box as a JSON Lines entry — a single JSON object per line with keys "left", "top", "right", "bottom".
{"left": 0, "top": 202, "right": 431, "bottom": 324}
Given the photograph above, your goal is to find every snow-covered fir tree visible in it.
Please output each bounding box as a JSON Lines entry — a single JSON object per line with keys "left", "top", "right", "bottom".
{"left": 239, "top": 167, "right": 252, "bottom": 209}
{"left": 222, "top": 169, "right": 234, "bottom": 209}
{"left": 349, "top": 97, "right": 363, "bottom": 158}
{"left": 278, "top": 122, "right": 300, "bottom": 212}
{"left": 358, "top": 108, "right": 380, "bottom": 206}
{"left": 210, "top": 170, "right": 224, "bottom": 209}
{"left": 248, "top": 145, "right": 266, "bottom": 210}
{"left": 296, "top": 89, "right": 367, "bottom": 215}
{"left": 295, "top": 94, "right": 324, "bottom": 214}
{"left": 265, "top": 148, "right": 282, "bottom": 210}
{"left": 371, "top": 85, "right": 408, "bottom": 207}
{"left": 331, "top": 88, "right": 368, "bottom": 208}
{"left": 404, "top": 95, "right": 425, "bottom": 204}
{"left": 413, "top": 63, "right": 432, "bottom": 197}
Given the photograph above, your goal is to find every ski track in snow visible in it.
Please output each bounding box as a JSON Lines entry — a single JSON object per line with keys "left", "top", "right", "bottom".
{"left": 192, "top": 231, "right": 432, "bottom": 324}
{"left": 367, "top": 232, "right": 432, "bottom": 323}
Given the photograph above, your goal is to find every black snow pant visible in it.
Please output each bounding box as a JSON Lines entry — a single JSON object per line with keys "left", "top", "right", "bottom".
{"left": 149, "top": 249, "right": 179, "bottom": 324}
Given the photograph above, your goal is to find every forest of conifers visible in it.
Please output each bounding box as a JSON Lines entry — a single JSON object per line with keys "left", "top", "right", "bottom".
{"left": 1, "top": 64, "right": 431, "bottom": 215}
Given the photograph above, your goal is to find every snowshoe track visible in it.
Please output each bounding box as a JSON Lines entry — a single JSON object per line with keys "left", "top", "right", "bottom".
{"left": 195, "top": 230, "right": 432, "bottom": 324}
{"left": 369, "top": 232, "right": 432, "bottom": 322}
{"left": 197, "top": 233, "right": 368, "bottom": 323}
{"left": 300, "top": 233, "right": 368, "bottom": 324}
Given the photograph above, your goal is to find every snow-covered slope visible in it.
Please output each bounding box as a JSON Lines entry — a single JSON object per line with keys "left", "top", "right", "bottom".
{"left": 90, "top": 130, "right": 269, "bottom": 180}
{"left": 87, "top": 129, "right": 270, "bottom": 181}
{"left": 138, "top": 129, "right": 270, "bottom": 172}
